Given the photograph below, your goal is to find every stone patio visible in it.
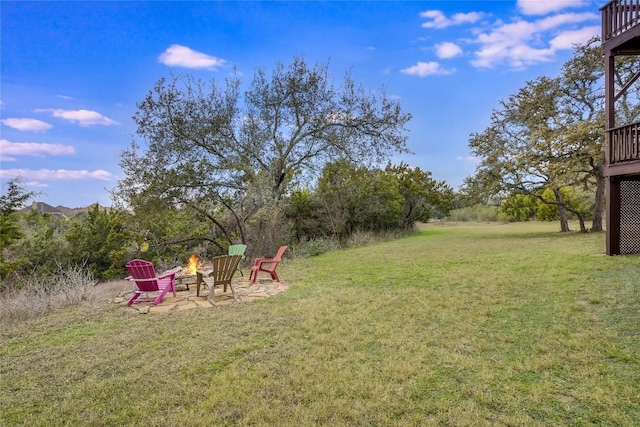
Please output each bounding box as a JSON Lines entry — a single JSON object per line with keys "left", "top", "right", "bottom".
{"left": 112, "top": 277, "right": 289, "bottom": 313}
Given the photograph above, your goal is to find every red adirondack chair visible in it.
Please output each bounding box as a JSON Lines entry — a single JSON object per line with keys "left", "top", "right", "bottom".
{"left": 249, "top": 245, "right": 288, "bottom": 283}
{"left": 125, "top": 259, "right": 177, "bottom": 306}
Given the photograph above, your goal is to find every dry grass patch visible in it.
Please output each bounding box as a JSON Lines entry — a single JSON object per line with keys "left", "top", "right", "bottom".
{"left": 0, "top": 266, "right": 100, "bottom": 323}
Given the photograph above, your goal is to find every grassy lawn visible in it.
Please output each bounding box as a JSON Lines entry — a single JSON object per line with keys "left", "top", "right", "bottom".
{"left": 1, "top": 222, "right": 638, "bottom": 426}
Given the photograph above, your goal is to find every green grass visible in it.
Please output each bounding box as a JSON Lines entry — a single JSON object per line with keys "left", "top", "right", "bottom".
{"left": 1, "top": 222, "right": 639, "bottom": 426}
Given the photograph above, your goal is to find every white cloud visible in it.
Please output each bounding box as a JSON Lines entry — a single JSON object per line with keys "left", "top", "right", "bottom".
{"left": 0, "top": 139, "right": 75, "bottom": 160}
{"left": 24, "top": 181, "right": 49, "bottom": 188}
{"left": 412, "top": 3, "right": 598, "bottom": 72}
{"left": 35, "top": 109, "right": 118, "bottom": 127}
{"left": 457, "top": 155, "right": 480, "bottom": 163}
{"left": 436, "top": 42, "right": 463, "bottom": 59}
{"left": 472, "top": 44, "right": 555, "bottom": 69}
{"left": 537, "top": 12, "right": 599, "bottom": 31}
{"left": 401, "top": 61, "right": 453, "bottom": 77}
{"left": 1, "top": 118, "right": 52, "bottom": 132}
{"left": 517, "top": 0, "right": 590, "bottom": 16}
{"left": 0, "top": 168, "right": 116, "bottom": 181}
{"left": 420, "top": 10, "right": 485, "bottom": 29}
{"left": 158, "top": 44, "right": 226, "bottom": 70}
{"left": 550, "top": 26, "right": 600, "bottom": 49}
{"left": 470, "top": 12, "right": 598, "bottom": 69}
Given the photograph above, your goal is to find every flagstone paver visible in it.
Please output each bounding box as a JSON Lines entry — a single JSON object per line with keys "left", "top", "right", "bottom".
{"left": 114, "top": 277, "right": 288, "bottom": 313}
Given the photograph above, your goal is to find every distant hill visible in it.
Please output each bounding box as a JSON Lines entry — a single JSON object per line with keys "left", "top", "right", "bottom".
{"left": 20, "top": 202, "right": 112, "bottom": 219}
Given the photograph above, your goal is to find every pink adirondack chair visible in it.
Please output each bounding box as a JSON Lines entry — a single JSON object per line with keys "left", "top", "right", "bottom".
{"left": 125, "top": 259, "right": 177, "bottom": 306}
{"left": 249, "top": 245, "right": 288, "bottom": 283}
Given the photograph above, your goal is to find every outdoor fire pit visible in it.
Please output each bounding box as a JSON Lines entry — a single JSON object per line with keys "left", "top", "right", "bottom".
{"left": 176, "top": 274, "right": 197, "bottom": 290}
{"left": 174, "top": 254, "right": 204, "bottom": 291}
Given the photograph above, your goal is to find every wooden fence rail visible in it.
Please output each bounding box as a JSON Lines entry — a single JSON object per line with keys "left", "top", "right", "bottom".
{"left": 609, "top": 122, "right": 640, "bottom": 163}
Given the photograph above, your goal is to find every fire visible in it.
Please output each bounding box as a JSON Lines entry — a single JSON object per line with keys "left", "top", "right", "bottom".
{"left": 182, "top": 254, "right": 203, "bottom": 275}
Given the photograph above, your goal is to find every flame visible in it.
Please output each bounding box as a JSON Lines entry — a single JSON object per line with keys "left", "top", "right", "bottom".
{"left": 182, "top": 254, "right": 203, "bottom": 275}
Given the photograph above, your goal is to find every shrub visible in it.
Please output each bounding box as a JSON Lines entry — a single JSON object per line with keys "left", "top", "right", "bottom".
{"left": 0, "top": 266, "right": 98, "bottom": 324}
{"left": 497, "top": 194, "right": 537, "bottom": 222}
{"left": 297, "top": 237, "right": 340, "bottom": 257}
{"left": 345, "top": 230, "right": 377, "bottom": 248}
{"left": 446, "top": 204, "right": 498, "bottom": 222}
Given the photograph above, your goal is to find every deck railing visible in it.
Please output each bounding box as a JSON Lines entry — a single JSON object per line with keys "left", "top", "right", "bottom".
{"left": 609, "top": 122, "right": 640, "bottom": 163}
{"left": 601, "top": 0, "right": 640, "bottom": 41}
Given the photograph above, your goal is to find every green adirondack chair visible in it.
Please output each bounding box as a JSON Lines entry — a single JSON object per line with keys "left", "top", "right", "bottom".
{"left": 228, "top": 244, "right": 247, "bottom": 276}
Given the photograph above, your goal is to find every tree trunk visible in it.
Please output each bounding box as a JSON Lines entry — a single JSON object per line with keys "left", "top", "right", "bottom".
{"left": 554, "top": 188, "right": 570, "bottom": 232}
{"left": 576, "top": 212, "right": 586, "bottom": 233}
{"left": 591, "top": 165, "right": 605, "bottom": 232}
{"left": 562, "top": 201, "right": 588, "bottom": 232}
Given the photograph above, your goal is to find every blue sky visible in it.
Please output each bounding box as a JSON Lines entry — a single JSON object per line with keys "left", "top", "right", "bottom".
{"left": 1, "top": 0, "right": 602, "bottom": 208}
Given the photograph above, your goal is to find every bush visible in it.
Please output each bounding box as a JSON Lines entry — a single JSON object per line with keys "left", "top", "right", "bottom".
{"left": 0, "top": 266, "right": 98, "bottom": 324}
{"left": 446, "top": 204, "right": 499, "bottom": 222}
{"left": 345, "top": 228, "right": 414, "bottom": 248}
{"left": 297, "top": 237, "right": 341, "bottom": 257}
{"left": 345, "top": 230, "right": 377, "bottom": 248}
{"left": 497, "top": 194, "right": 537, "bottom": 222}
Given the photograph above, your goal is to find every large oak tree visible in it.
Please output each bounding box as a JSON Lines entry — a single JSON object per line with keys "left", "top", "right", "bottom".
{"left": 466, "top": 38, "right": 640, "bottom": 232}
{"left": 112, "top": 57, "right": 411, "bottom": 252}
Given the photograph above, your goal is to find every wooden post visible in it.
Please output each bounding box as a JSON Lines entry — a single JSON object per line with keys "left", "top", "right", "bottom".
{"left": 604, "top": 47, "right": 620, "bottom": 255}
{"left": 606, "top": 177, "right": 621, "bottom": 255}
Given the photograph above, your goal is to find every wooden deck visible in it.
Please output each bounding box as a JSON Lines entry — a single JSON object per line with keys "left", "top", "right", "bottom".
{"left": 602, "top": 1, "right": 640, "bottom": 254}
{"left": 602, "top": 0, "right": 640, "bottom": 176}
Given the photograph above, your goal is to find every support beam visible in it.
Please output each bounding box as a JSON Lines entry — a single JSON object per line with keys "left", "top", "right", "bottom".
{"left": 606, "top": 176, "right": 621, "bottom": 255}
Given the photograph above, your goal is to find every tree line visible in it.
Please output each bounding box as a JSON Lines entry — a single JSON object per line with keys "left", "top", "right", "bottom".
{"left": 1, "top": 159, "right": 452, "bottom": 290}
{"left": 3, "top": 41, "right": 638, "bottom": 290}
